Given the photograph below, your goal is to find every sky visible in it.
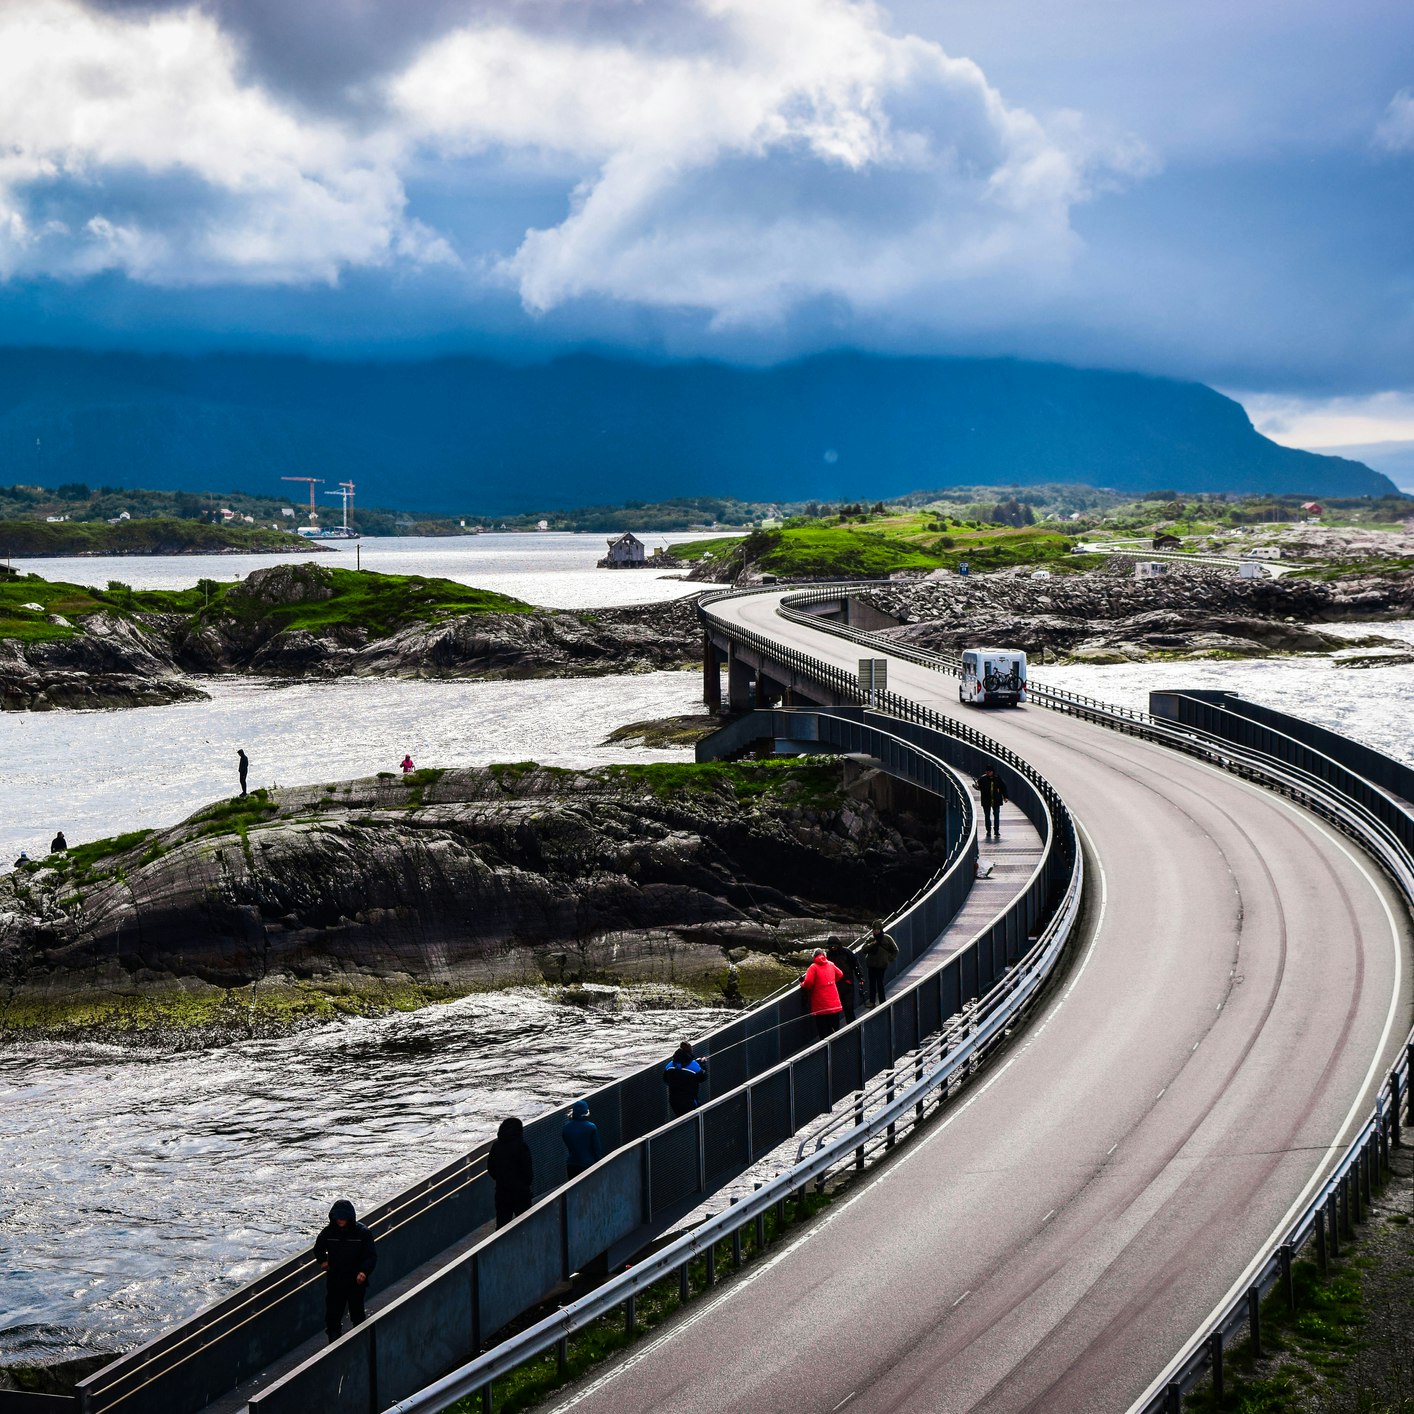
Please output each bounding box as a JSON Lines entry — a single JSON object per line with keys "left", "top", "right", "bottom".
{"left": 0, "top": 0, "right": 1410, "bottom": 449}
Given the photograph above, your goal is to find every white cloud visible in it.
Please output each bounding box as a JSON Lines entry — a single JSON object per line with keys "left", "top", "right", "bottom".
{"left": 1237, "top": 390, "right": 1414, "bottom": 447}
{"left": 0, "top": 0, "right": 1144, "bottom": 322}
{"left": 392, "top": 0, "right": 1148, "bottom": 321}
{"left": 1374, "top": 88, "right": 1414, "bottom": 153}
{"left": 0, "top": 0, "right": 452, "bottom": 284}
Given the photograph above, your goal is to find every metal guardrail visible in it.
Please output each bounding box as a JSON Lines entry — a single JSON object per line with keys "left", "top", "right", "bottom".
{"left": 707, "top": 580, "right": 1414, "bottom": 1414}
{"left": 385, "top": 826, "right": 1086, "bottom": 1413}
{"left": 65, "top": 712, "right": 976, "bottom": 1414}
{"left": 231, "top": 709, "right": 1075, "bottom": 1414}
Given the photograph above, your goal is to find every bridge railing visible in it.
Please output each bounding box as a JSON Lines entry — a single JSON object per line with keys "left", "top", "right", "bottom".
{"left": 238, "top": 708, "right": 1073, "bottom": 1414}
{"left": 703, "top": 580, "right": 1414, "bottom": 1414}
{"left": 67, "top": 714, "right": 974, "bottom": 1414}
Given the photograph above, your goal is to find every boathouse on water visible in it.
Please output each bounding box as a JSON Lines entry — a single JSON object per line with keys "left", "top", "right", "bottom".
{"left": 601, "top": 532, "right": 646, "bottom": 566}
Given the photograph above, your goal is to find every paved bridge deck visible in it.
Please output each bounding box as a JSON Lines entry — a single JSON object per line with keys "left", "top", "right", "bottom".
{"left": 549, "top": 592, "right": 1412, "bottom": 1414}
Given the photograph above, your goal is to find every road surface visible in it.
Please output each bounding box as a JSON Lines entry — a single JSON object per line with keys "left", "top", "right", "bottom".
{"left": 551, "top": 590, "right": 1410, "bottom": 1414}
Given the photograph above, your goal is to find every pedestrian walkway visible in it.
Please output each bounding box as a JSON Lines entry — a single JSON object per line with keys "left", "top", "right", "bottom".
{"left": 200, "top": 801, "right": 1044, "bottom": 1414}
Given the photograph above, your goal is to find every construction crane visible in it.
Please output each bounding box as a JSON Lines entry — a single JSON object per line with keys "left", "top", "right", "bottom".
{"left": 324, "top": 480, "right": 356, "bottom": 533}
{"left": 281, "top": 476, "right": 323, "bottom": 525}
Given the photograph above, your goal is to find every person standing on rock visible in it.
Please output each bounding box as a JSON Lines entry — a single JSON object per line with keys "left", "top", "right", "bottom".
{"left": 314, "top": 1199, "right": 377, "bottom": 1343}
{"left": 49, "top": 831, "right": 67, "bottom": 854}
{"left": 977, "top": 766, "right": 1007, "bottom": 840}
{"left": 561, "top": 1100, "right": 602, "bottom": 1180}
{"left": 400, "top": 755, "right": 415, "bottom": 775}
{"left": 237, "top": 748, "right": 249, "bottom": 797}
{"left": 863, "top": 922, "right": 899, "bottom": 1008}
{"left": 826, "top": 939, "right": 864, "bottom": 1024}
{"left": 663, "top": 1041, "right": 708, "bottom": 1117}
{"left": 487, "top": 1116, "right": 535, "bottom": 1227}
{"left": 800, "top": 948, "right": 845, "bottom": 1040}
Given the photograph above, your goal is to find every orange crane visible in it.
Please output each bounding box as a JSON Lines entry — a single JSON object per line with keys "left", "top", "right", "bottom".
{"left": 281, "top": 476, "right": 323, "bottom": 525}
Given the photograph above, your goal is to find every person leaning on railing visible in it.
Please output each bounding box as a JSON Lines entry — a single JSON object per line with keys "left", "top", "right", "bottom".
{"left": 863, "top": 922, "right": 899, "bottom": 1006}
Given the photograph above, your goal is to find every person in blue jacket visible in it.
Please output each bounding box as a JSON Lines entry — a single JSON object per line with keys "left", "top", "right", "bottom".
{"left": 561, "top": 1099, "right": 602, "bottom": 1179}
{"left": 663, "top": 1041, "right": 708, "bottom": 1117}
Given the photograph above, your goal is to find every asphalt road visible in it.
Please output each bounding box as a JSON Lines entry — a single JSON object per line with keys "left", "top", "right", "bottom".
{"left": 552, "top": 591, "right": 1411, "bottom": 1414}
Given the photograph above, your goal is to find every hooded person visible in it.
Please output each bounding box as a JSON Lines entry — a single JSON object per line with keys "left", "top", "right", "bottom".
{"left": 313, "top": 1199, "right": 377, "bottom": 1342}
{"left": 561, "top": 1099, "right": 603, "bottom": 1180}
{"left": 663, "top": 1041, "right": 708, "bottom": 1118}
{"left": 863, "top": 921, "right": 899, "bottom": 1007}
{"left": 825, "top": 939, "right": 864, "bottom": 1024}
{"left": 800, "top": 948, "right": 845, "bottom": 1040}
{"left": 487, "top": 1116, "right": 535, "bottom": 1227}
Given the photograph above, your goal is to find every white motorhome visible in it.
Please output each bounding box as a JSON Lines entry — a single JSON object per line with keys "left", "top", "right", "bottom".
{"left": 959, "top": 648, "right": 1028, "bottom": 707}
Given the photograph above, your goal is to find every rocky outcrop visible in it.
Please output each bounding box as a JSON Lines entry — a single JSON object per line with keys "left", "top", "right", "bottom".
{"left": 858, "top": 562, "right": 1414, "bottom": 662}
{"left": 1, "top": 570, "right": 704, "bottom": 710}
{"left": 0, "top": 613, "right": 206, "bottom": 709}
{"left": 0, "top": 760, "right": 944, "bottom": 1018}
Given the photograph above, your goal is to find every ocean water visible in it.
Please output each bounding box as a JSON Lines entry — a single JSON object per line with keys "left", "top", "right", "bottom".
{"left": 9, "top": 531, "right": 728, "bottom": 609}
{"left": 0, "top": 671, "right": 703, "bottom": 866}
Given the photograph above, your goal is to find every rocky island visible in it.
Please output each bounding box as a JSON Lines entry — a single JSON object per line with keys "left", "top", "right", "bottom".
{"left": 0, "top": 562, "right": 703, "bottom": 710}
{"left": 853, "top": 557, "right": 1414, "bottom": 663}
{"left": 0, "top": 757, "right": 943, "bottom": 1042}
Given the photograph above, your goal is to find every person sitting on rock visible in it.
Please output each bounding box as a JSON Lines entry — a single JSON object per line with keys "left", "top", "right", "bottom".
{"left": 12, "top": 850, "right": 30, "bottom": 868}
{"left": 50, "top": 831, "right": 67, "bottom": 853}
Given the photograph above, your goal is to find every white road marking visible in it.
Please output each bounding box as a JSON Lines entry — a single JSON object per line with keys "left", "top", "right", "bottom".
{"left": 951, "top": 1291, "right": 972, "bottom": 1308}
{"left": 832, "top": 1394, "right": 856, "bottom": 1411}
{"left": 1042, "top": 1210, "right": 1056, "bottom": 1223}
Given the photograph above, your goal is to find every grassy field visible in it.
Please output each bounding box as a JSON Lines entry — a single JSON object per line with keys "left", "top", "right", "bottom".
{"left": 674, "top": 511, "right": 1078, "bottom": 578}
{"left": 0, "top": 565, "right": 535, "bottom": 643}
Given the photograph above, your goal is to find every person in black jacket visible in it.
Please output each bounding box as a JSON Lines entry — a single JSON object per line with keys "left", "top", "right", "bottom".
{"left": 314, "top": 1199, "right": 377, "bottom": 1342}
{"left": 977, "top": 766, "right": 1007, "bottom": 839}
{"left": 487, "top": 1116, "right": 534, "bottom": 1227}
{"left": 663, "top": 1041, "right": 708, "bottom": 1117}
{"left": 825, "top": 939, "right": 864, "bottom": 1023}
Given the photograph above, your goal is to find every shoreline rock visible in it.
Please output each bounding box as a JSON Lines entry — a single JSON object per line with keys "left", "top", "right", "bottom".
{"left": 856, "top": 561, "right": 1414, "bottom": 662}
{"left": 0, "top": 759, "right": 944, "bottom": 1043}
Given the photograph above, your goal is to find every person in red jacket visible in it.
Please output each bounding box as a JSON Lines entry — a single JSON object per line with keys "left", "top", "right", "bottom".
{"left": 800, "top": 948, "right": 844, "bottom": 1040}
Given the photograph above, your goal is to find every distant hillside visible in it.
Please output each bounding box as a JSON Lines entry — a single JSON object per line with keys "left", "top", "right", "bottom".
{"left": 0, "top": 348, "right": 1394, "bottom": 512}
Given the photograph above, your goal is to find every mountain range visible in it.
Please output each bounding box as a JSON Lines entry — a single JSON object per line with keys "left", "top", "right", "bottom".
{"left": 0, "top": 347, "right": 1395, "bottom": 512}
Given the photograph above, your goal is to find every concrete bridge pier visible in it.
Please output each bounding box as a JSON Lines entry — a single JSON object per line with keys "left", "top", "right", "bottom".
{"left": 727, "top": 644, "right": 754, "bottom": 712}
{"left": 703, "top": 637, "right": 722, "bottom": 712}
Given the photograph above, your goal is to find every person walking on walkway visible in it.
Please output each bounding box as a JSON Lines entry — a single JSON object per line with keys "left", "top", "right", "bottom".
{"left": 49, "top": 831, "right": 67, "bottom": 854}
{"left": 826, "top": 939, "right": 864, "bottom": 1024}
{"left": 314, "top": 1199, "right": 377, "bottom": 1343}
{"left": 487, "top": 1116, "right": 535, "bottom": 1227}
{"left": 863, "top": 921, "right": 899, "bottom": 1007}
{"left": 663, "top": 1041, "right": 708, "bottom": 1117}
{"left": 237, "top": 748, "right": 249, "bottom": 797}
{"left": 561, "top": 1100, "right": 602, "bottom": 1179}
{"left": 800, "top": 948, "right": 844, "bottom": 1040}
{"left": 977, "top": 766, "right": 1007, "bottom": 840}
{"left": 400, "top": 754, "right": 415, "bottom": 775}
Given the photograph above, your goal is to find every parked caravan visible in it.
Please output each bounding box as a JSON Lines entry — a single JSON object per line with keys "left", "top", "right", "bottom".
{"left": 959, "top": 648, "right": 1028, "bottom": 707}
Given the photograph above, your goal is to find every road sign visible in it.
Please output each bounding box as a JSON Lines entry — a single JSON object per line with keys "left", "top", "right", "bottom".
{"left": 858, "top": 658, "right": 888, "bottom": 693}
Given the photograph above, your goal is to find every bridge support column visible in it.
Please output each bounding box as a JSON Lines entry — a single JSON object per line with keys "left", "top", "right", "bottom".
{"left": 703, "top": 637, "right": 722, "bottom": 712}
{"left": 727, "top": 646, "right": 753, "bottom": 712}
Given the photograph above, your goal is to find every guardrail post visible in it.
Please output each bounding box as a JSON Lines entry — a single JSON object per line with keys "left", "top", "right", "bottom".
{"left": 1164, "top": 1380, "right": 1181, "bottom": 1412}
{"left": 1364, "top": 1138, "right": 1375, "bottom": 1203}
{"left": 731, "top": 1198, "right": 743, "bottom": 1269}
{"left": 1330, "top": 1192, "right": 1342, "bottom": 1256}
{"left": 678, "top": 1261, "right": 690, "bottom": 1306}
{"left": 480, "top": 1381, "right": 493, "bottom": 1414}
{"left": 557, "top": 1334, "right": 568, "bottom": 1378}
{"left": 1247, "top": 1285, "right": 1262, "bottom": 1358}
{"left": 1280, "top": 1244, "right": 1295, "bottom": 1311}
{"left": 1209, "top": 1329, "right": 1224, "bottom": 1401}
{"left": 1393, "top": 1072, "right": 1403, "bottom": 1149}
{"left": 1316, "top": 1202, "right": 1328, "bottom": 1271}
{"left": 855, "top": 1093, "right": 866, "bottom": 1170}
{"left": 755, "top": 1183, "right": 766, "bottom": 1249}
{"left": 706, "top": 1240, "right": 717, "bottom": 1288}
{"left": 625, "top": 1294, "right": 636, "bottom": 1337}
{"left": 1406, "top": 1043, "right": 1414, "bottom": 1127}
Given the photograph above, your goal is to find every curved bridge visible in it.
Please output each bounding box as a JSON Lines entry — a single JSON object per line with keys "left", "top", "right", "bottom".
{"left": 549, "top": 586, "right": 1411, "bottom": 1414}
